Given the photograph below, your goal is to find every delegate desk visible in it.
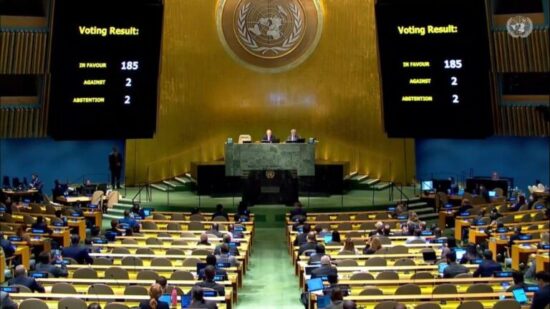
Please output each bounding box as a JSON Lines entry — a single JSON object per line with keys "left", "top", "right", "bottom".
{"left": 1, "top": 189, "right": 38, "bottom": 199}
{"left": 65, "top": 265, "right": 240, "bottom": 300}
{"left": 334, "top": 293, "right": 531, "bottom": 309}
{"left": 10, "top": 293, "right": 228, "bottom": 309}
{"left": 536, "top": 251, "right": 550, "bottom": 272}
{"left": 511, "top": 245, "right": 546, "bottom": 271}
{"left": 298, "top": 264, "right": 480, "bottom": 289}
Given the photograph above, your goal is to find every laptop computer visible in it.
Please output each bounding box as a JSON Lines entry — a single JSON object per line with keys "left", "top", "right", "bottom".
{"left": 287, "top": 138, "right": 306, "bottom": 143}
{"left": 307, "top": 277, "right": 324, "bottom": 292}
{"left": 453, "top": 248, "right": 466, "bottom": 260}
{"left": 512, "top": 288, "right": 528, "bottom": 304}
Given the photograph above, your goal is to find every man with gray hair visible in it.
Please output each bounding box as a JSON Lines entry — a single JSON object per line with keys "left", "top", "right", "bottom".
{"left": 7, "top": 265, "right": 45, "bottom": 293}
{"left": 311, "top": 255, "right": 337, "bottom": 278}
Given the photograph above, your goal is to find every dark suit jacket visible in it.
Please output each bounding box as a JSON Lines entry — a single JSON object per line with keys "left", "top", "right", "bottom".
{"left": 473, "top": 260, "right": 502, "bottom": 277}
{"left": 7, "top": 275, "right": 45, "bottom": 293}
{"left": 531, "top": 284, "right": 550, "bottom": 309}
{"left": 189, "top": 300, "right": 218, "bottom": 309}
{"left": 298, "top": 242, "right": 317, "bottom": 255}
{"left": 139, "top": 300, "right": 169, "bottom": 309}
{"left": 311, "top": 265, "right": 338, "bottom": 278}
{"left": 62, "top": 245, "right": 93, "bottom": 264}
{"left": 261, "top": 135, "right": 278, "bottom": 142}
{"left": 35, "top": 262, "right": 68, "bottom": 278}
{"left": 109, "top": 152, "right": 123, "bottom": 172}
{"left": 286, "top": 134, "right": 301, "bottom": 142}
{"left": 327, "top": 300, "right": 344, "bottom": 309}
{"left": 308, "top": 254, "right": 322, "bottom": 265}
{"left": 0, "top": 291, "right": 18, "bottom": 309}
{"left": 0, "top": 238, "right": 15, "bottom": 258}
{"left": 294, "top": 233, "right": 308, "bottom": 246}
{"left": 290, "top": 208, "right": 307, "bottom": 220}
{"left": 195, "top": 281, "right": 225, "bottom": 297}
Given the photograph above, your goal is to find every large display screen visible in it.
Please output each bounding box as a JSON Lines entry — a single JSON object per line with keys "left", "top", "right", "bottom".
{"left": 376, "top": 0, "right": 492, "bottom": 138}
{"left": 48, "top": 0, "right": 163, "bottom": 139}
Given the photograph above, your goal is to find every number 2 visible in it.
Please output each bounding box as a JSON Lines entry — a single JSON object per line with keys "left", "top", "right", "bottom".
{"left": 451, "top": 77, "right": 458, "bottom": 86}
{"left": 452, "top": 94, "right": 459, "bottom": 104}
{"left": 124, "top": 95, "right": 131, "bottom": 105}
{"left": 125, "top": 78, "right": 132, "bottom": 87}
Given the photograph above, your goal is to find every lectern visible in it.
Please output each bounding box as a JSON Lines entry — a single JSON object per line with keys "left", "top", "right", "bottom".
{"left": 225, "top": 143, "right": 316, "bottom": 205}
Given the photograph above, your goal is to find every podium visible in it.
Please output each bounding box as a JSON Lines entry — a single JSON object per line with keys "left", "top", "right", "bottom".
{"left": 225, "top": 143, "right": 316, "bottom": 205}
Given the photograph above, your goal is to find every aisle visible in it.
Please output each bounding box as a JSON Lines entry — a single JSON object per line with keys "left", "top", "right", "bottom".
{"left": 237, "top": 227, "right": 304, "bottom": 309}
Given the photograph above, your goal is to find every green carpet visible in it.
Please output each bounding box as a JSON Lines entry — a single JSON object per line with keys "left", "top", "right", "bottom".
{"left": 237, "top": 226, "right": 303, "bottom": 309}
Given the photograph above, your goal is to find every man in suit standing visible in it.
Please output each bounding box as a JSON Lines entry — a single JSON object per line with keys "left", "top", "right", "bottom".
{"left": 7, "top": 265, "right": 45, "bottom": 293}
{"left": 262, "top": 129, "right": 277, "bottom": 143}
{"left": 286, "top": 129, "right": 301, "bottom": 142}
{"left": 109, "top": 146, "right": 123, "bottom": 189}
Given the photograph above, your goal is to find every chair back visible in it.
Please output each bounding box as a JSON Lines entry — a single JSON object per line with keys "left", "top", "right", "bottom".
{"left": 58, "top": 297, "right": 87, "bottom": 309}
{"left": 433, "top": 284, "right": 457, "bottom": 294}
{"left": 51, "top": 282, "right": 77, "bottom": 294}
{"left": 395, "top": 283, "right": 421, "bottom": 295}
{"left": 349, "top": 272, "right": 374, "bottom": 280}
{"left": 466, "top": 284, "right": 493, "bottom": 293}
{"left": 88, "top": 284, "right": 114, "bottom": 295}
{"left": 170, "top": 270, "right": 194, "bottom": 280}
{"left": 20, "top": 299, "right": 49, "bottom": 309}
{"left": 105, "top": 303, "right": 130, "bottom": 309}
{"left": 122, "top": 256, "right": 143, "bottom": 266}
{"left": 359, "top": 287, "right": 383, "bottom": 295}
{"left": 492, "top": 300, "right": 520, "bottom": 309}
{"left": 457, "top": 301, "right": 484, "bottom": 309}
{"left": 124, "top": 285, "right": 148, "bottom": 295}
{"left": 151, "top": 257, "right": 173, "bottom": 267}
{"left": 73, "top": 268, "right": 98, "bottom": 279}
{"left": 137, "top": 270, "right": 160, "bottom": 280}
{"left": 376, "top": 271, "right": 399, "bottom": 280}
{"left": 105, "top": 266, "right": 129, "bottom": 280}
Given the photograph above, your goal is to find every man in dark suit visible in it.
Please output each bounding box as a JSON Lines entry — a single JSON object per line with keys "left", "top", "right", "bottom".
{"left": 7, "top": 265, "right": 45, "bottom": 293}
{"left": 35, "top": 252, "right": 68, "bottom": 278}
{"left": 308, "top": 244, "right": 325, "bottom": 265}
{"left": 189, "top": 286, "right": 218, "bottom": 309}
{"left": 108, "top": 146, "right": 123, "bottom": 189}
{"left": 531, "top": 271, "right": 550, "bottom": 309}
{"left": 194, "top": 265, "right": 225, "bottom": 296}
{"left": 290, "top": 202, "right": 307, "bottom": 221}
{"left": 298, "top": 232, "right": 318, "bottom": 256}
{"left": 261, "top": 129, "right": 278, "bottom": 143}
{"left": 473, "top": 249, "right": 502, "bottom": 277}
{"left": 293, "top": 223, "right": 310, "bottom": 246}
{"left": 0, "top": 291, "right": 18, "bottom": 309}
{"left": 62, "top": 235, "right": 93, "bottom": 264}
{"left": 507, "top": 271, "right": 529, "bottom": 292}
{"left": 443, "top": 252, "right": 469, "bottom": 278}
{"left": 286, "top": 129, "right": 301, "bottom": 142}
{"left": 311, "top": 255, "right": 338, "bottom": 278}
{"left": 0, "top": 232, "right": 15, "bottom": 259}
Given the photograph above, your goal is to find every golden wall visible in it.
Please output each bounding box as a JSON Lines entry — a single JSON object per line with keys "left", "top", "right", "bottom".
{"left": 125, "top": 0, "right": 416, "bottom": 185}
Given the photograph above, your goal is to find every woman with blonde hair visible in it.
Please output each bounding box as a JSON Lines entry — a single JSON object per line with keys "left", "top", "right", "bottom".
{"left": 139, "top": 284, "right": 169, "bottom": 309}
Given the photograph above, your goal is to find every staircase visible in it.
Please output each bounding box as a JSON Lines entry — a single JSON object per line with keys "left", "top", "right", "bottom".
{"left": 150, "top": 174, "right": 196, "bottom": 192}
{"left": 103, "top": 197, "right": 134, "bottom": 221}
{"left": 347, "top": 173, "right": 383, "bottom": 190}
{"left": 404, "top": 197, "right": 438, "bottom": 221}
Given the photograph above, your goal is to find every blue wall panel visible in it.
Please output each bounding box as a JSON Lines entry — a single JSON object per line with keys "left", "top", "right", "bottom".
{"left": 0, "top": 139, "right": 124, "bottom": 195}
{"left": 416, "top": 137, "right": 550, "bottom": 191}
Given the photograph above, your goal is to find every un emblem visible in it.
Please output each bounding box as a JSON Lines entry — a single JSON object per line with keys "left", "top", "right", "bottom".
{"left": 217, "top": 0, "right": 323, "bottom": 72}
{"left": 506, "top": 16, "right": 533, "bottom": 38}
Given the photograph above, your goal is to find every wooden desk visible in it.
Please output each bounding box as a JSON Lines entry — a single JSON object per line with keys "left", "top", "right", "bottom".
{"left": 83, "top": 211, "right": 102, "bottom": 227}
{"left": 14, "top": 246, "right": 30, "bottom": 269}
{"left": 512, "top": 244, "right": 538, "bottom": 270}
{"left": 335, "top": 292, "right": 532, "bottom": 309}
{"left": 10, "top": 293, "right": 228, "bottom": 309}
{"left": 536, "top": 252, "right": 550, "bottom": 272}
{"left": 1, "top": 189, "right": 38, "bottom": 198}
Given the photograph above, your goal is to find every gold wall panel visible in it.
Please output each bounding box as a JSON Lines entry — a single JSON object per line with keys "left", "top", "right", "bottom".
{"left": 126, "top": 0, "right": 415, "bottom": 185}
